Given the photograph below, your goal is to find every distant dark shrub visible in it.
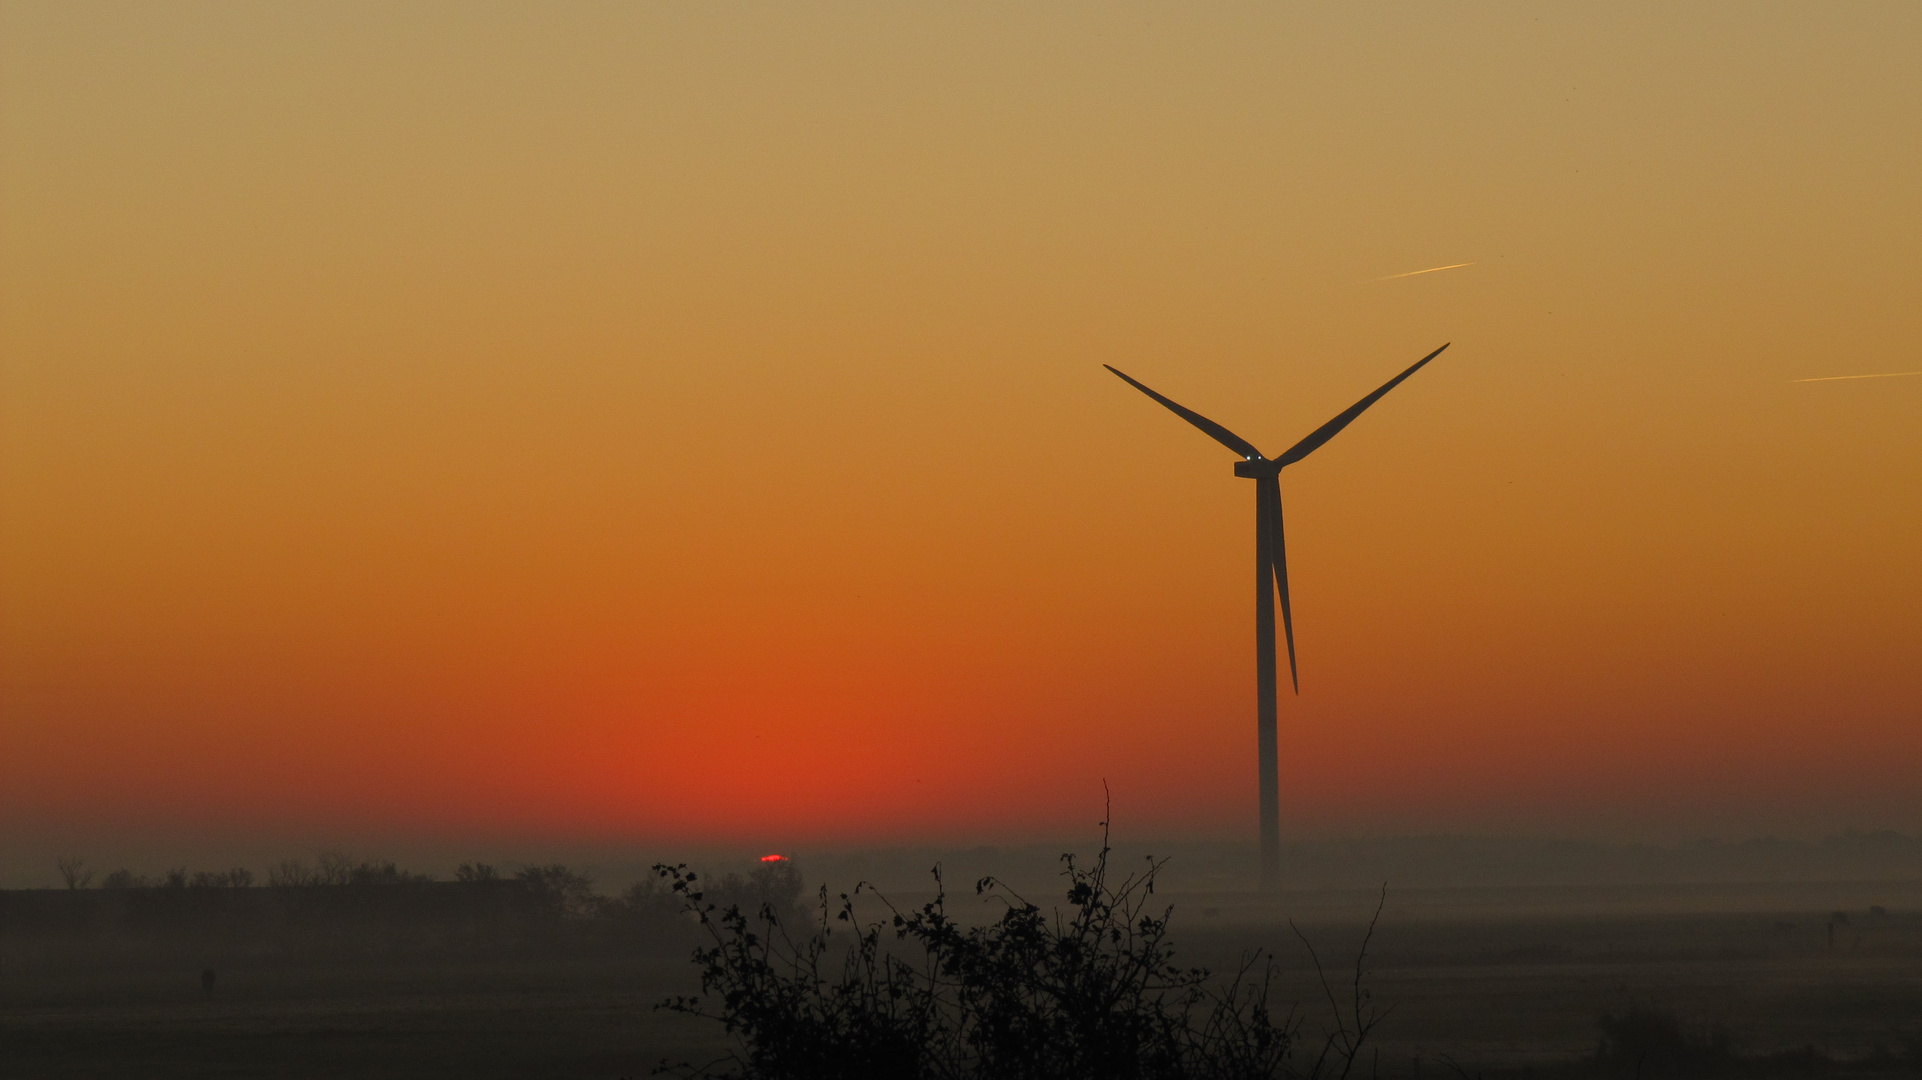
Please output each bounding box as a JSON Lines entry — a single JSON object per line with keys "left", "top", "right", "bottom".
{"left": 703, "top": 862, "right": 807, "bottom": 925}
{"left": 317, "top": 850, "right": 357, "bottom": 886}
{"left": 515, "top": 864, "right": 600, "bottom": 921}
{"left": 320, "top": 850, "right": 432, "bottom": 886}
{"left": 268, "top": 859, "right": 320, "bottom": 888}
{"left": 352, "top": 860, "right": 429, "bottom": 885}
{"left": 101, "top": 869, "right": 149, "bottom": 890}
{"left": 1596, "top": 1008, "right": 1734, "bottom": 1078}
{"left": 654, "top": 828, "right": 1382, "bottom": 1080}
{"left": 268, "top": 852, "right": 432, "bottom": 888}
{"left": 56, "top": 857, "right": 93, "bottom": 890}
{"left": 189, "top": 868, "right": 255, "bottom": 888}
{"left": 457, "top": 862, "right": 502, "bottom": 883}
{"left": 619, "top": 875, "right": 688, "bottom": 922}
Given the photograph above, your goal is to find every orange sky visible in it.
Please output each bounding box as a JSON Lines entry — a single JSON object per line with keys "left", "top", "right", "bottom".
{"left": 3, "top": 3, "right": 1918, "bottom": 852}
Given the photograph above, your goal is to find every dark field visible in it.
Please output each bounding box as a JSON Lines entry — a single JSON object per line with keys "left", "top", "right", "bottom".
{"left": 1, "top": 953, "right": 716, "bottom": 1079}
{"left": 5, "top": 879, "right": 1921, "bottom": 1078}
{"left": 1180, "top": 883, "right": 1922, "bottom": 1073}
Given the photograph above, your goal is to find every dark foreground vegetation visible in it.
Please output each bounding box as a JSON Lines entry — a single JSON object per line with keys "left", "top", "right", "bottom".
{"left": 652, "top": 831, "right": 1382, "bottom": 1079}
{"left": 652, "top": 839, "right": 1922, "bottom": 1080}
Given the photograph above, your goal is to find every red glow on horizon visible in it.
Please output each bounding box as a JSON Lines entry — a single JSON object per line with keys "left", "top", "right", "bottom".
{"left": 761, "top": 855, "right": 788, "bottom": 863}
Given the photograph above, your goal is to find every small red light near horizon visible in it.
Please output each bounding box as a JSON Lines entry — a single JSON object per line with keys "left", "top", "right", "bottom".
{"left": 760, "top": 854, "right": 787, "bottom": 862}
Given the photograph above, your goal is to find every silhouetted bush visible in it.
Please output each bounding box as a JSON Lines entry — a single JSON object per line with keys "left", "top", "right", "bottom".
{"left": 100, "top": 869, "right": 148, "bottom": 889}
{"left": 654, "top": 829, "right": 1382, "bottom": 1080}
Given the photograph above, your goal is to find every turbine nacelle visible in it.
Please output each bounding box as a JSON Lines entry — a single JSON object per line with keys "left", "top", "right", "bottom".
{"left": 1233, "top": 458, "right": 1284, "bottom": 480}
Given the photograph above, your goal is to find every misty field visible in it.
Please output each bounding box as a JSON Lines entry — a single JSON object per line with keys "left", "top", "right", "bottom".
{"left": 0, "top": 953, "right": 715, "bottom": 1079}
{"left": 1188, "top": 896, "right": 1922, "bottom": 1070}
{"left": 5, "top": 878, "right": 1921, "bottom": 1078}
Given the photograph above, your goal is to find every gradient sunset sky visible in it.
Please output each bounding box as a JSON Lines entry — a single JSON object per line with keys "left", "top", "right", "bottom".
{"left": 3, "top": 3, "right": 1918, "bottom": 859}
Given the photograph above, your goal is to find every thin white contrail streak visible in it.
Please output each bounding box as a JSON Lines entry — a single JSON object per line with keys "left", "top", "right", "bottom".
{"left": 1790, "top": 371, "right": 1922, "bottom": 383}
{"left": 1373, "top": 262, "right": 1475, "bottom": 282}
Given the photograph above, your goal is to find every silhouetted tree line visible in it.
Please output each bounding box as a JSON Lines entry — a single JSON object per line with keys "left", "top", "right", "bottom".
{"left": 5, "top": 852, "right": 806, "bottom": 962}
{"left": 101, "top": 867, "right": 256, "bottom": 889}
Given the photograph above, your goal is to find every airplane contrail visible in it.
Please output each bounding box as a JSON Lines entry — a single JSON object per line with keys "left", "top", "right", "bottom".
{"left": 1790, "top": 371, "right": 1922, "bottom": 383}
{"left": 1373, "top": 262, "right": 1475, "bottom": 282}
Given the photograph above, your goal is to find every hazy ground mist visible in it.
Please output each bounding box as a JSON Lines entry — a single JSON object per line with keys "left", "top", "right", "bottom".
{"left": 17, "top": 829, "right": 1922, "bottom": 893}
{"left": 6, "top": 835, "right": 1921, "bottom": 1077}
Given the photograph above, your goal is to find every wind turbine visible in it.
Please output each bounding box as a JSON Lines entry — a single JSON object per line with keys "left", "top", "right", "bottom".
{"left": 1105, "top": 343, "right": 1449, "bottom": 891}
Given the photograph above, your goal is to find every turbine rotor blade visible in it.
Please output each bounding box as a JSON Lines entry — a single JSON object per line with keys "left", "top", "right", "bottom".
{"left": 1104, "top": 365, "right": 1266, "bottom": 460}
{"left": 1274, "top": 343, "right": 1450, "bottom": 467}
{"left": 1263, "top": 479, "right": 1299, "bottom": 694}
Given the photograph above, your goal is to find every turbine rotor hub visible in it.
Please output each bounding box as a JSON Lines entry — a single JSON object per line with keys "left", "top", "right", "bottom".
{"left": 1234, "top": 458, "right": 1283, "bottom": 479}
